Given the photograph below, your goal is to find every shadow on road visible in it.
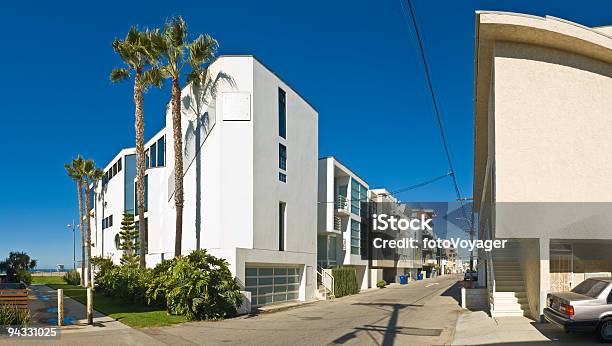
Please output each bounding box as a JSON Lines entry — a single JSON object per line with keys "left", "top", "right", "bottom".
{"left": 331, "top": 302, "right": 442, "bottom": 345}
{"left": 440, "top": 281, "right": 463, "bottom": 306}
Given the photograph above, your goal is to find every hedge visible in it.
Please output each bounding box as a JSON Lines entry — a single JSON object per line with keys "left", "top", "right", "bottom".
{"left": 332, "top": 266, "right": 359, "bottom": 297}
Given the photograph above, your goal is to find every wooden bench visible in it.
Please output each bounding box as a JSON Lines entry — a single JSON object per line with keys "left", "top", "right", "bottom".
{"left": 0, "top": 288, "right": 28, "bottom": 310}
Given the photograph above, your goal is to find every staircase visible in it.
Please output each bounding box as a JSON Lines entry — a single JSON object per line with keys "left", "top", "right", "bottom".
{"left": 316, "top": 266, "right": 335, "bottom": 301}
{"left": 316, "top": 285, "right": 335, "bottom": 300}
{"left": 490, "top": 246, "right": 529, "bottom": 317}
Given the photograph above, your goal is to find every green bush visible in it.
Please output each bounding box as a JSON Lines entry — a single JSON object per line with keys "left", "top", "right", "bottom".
{"left": 63, "top": 270, "right": 80, "bottom": 285}
{"left": 146, "top": 250, "right": 242, "bottom": 320}
{"left": 0, "top": 305, "right": 30, "bottom": 326}
{"left": 376, "top": 279, "right": 387, "bottom": 288}
{"left": 15, "top": 271, "right": 32, "bottom": 285}
{"left": 332, "top": 266, "right": 359, "bottom": 297}
{"left": 94, "top": 263, "right": 149, "bottom": 305}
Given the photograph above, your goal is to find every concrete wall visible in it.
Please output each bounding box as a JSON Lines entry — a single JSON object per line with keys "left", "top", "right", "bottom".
{"left": 494, "top": 42, "right": 612, "bottom": 204}
{"left": 519, "top": 239, "right": 540, "bottom": 320}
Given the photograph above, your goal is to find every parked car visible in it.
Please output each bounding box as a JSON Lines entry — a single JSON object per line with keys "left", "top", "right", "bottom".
{"left": 463, "top": 270, "right": 478, "bottom": 281}
{"left": 544, "top": 277, "right": 612, "bottom": 342}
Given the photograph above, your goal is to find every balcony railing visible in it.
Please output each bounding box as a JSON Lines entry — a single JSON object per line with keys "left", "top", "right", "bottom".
{"left": 333, "top": 216, "right": 342, "bottom": 231}
{"left": 335, "top": 196, "right": 349, "bottom": 214}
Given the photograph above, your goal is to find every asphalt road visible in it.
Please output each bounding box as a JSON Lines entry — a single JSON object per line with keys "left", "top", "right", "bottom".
{"left": 142, "top": 274, "right": 464, "bottom": 345}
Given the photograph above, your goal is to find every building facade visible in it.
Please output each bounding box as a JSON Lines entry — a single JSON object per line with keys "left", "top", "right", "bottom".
{"left": 91, "top": 55, "right": 319, "bottom": 307}
{"left": 316, "top": 157, "right": 379, "bottom": 289}
{"left": 473, "top": 12, "right": 612, "bottom": 319}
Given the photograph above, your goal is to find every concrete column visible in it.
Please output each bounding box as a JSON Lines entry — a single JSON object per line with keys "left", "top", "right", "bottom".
{"left": 538, "top": 238, "right": 550, "bottom": 322}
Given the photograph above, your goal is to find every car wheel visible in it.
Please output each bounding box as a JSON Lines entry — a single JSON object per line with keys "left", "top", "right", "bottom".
{"left": 598, "top": 318, "right": 612, "bottom": 343}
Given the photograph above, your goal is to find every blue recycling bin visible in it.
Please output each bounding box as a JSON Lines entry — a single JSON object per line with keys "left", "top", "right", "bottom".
{"left": 399, "top": 275, "right": 408, "bottom": 284}
{"left": 417, "top": 272, "right": 423, "bottom": 280}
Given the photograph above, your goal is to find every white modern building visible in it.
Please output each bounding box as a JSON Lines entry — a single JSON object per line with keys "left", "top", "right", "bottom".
{"left": 316, "top": 157, "right": 382, "bottom": 289}
{"left": 368, "top": 189, "right": 423, "bottom": 282}
{"left": 91, "top": 55, "right": 319, "bottom": 307}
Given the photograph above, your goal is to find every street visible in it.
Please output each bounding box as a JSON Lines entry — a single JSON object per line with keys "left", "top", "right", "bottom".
{"left": 141, "top": 274, "right": 464, "bottom": 345}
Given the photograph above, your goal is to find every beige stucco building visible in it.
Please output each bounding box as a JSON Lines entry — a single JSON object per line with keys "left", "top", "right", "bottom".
{"left": 473, "top": 12, "right": 612, "bottom": 320}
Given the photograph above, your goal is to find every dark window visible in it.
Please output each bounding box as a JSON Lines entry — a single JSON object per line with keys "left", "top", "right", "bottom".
{"left": 279, "top": 172, "right": 287, "bottom": 183}
{"left": 278, "top": 88, "right": 286, "bottom": 138}
{"left": 279, "top": 144, "right": 287, "bottom": 170}
{"left": 157, "top": 136, "right": 165, "bottom": 166}
{"left": 279, "top": 202, "right": 286, "bottom": 251}
{"left": 150, "top": 142, "right": 157, "bottom": 168}
{"left": 145, "top": 149, "right": 150, "bottom": 169}
{"left": 118, "top": 158, "right": 122, "bottom": 172}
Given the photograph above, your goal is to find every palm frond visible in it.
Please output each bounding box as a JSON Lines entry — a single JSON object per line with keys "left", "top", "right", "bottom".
{"left": 165, "top": 16, "right": 187, "bottom": 49}
{"left": 188, "top": 34, "right": 218, "bottom": 67}
{"left": 110, "top": 68, "right": 130, "bottom": 82}
{"left": 140, "top": 68, "right": 164, "bottom": 90}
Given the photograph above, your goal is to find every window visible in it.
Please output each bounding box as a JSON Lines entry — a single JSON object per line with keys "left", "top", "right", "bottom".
{"left": 114, "top": 234, "right": 120, "bottom": 250}
{"left": 351, "top": 220, "right": 361, "bottom": 255}
{"left": 279, "top": 144, "right": 287, "bottom": 170}
{"left": 351, "top": 180, "right": 367, "bottom": 215}
{"left": 150, "top": 142, "right": 157, "bottom": 168}
{"left": 102, "top": 215, "right": 113, "bottom": 230}
{"left": 279, "top": 172, "right": 287, "bottom": 183}
{"left": 157, "top": 136, "right": 165, "bottom": 166}
{"left": 278, "top": 88, "right": 286, "bottom": 138}
{"left": 146, "top": 136, "right": 165, "bottom": 169}
{"left": 118, "top": 157, "right": 122, "bottom": 172}
{"left": 279, "top": 202, "right": 286, "bottom": 251}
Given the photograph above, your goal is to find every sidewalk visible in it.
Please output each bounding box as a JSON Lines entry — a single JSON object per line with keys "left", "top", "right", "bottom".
{"left": 452, "top": 310, "right": 601, "bottom": 345}
{"left": 0, "top": 285, "right": 163, "bottom": 345}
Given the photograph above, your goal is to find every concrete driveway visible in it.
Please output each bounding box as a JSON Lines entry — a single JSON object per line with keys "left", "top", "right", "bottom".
{"left": 141, "top": 274, "right": 464, "bottom": 345}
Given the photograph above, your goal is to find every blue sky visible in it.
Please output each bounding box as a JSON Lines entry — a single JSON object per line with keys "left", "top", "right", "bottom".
{"left": 1, "top": 1, "right": 610, "bottom": 268}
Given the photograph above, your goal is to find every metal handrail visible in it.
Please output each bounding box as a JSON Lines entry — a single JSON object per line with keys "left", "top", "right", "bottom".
{"left": 335, "top": 196, "right": 348, "bottom": 211}
{"left": 316, "top": 265, "right": 335, "bottom": 297}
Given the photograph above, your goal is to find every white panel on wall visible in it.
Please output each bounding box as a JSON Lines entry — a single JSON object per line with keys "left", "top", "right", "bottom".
{"left": 222, "top": 92, "right": 251, "bottom": 121}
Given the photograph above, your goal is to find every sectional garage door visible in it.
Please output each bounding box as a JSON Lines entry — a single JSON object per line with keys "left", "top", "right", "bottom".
{"left": 245, "top": 266, "right": 301, "bottom": 307}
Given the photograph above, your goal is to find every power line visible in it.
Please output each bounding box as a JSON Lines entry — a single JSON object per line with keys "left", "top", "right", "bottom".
{"left": 399, "top": 0, "right": 470, "bottom": 227}
{"left": 317, "top": 172, "right": 451, "bottom": 204}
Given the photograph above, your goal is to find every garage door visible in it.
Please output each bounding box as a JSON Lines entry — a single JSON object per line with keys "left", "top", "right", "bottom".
{"left": 245, "top": 266, "right": 301, "bottom": 307}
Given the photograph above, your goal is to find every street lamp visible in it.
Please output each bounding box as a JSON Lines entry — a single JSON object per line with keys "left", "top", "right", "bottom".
{"left": 67, "top": 221, "right": 79, "bottom": 271}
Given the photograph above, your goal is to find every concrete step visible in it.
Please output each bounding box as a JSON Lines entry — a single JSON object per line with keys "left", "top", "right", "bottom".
{"left": 496, "top": 280, "right": 525, "bottom": 286}
{"left": 496, "top": 286, "right": 525, "bottom": 292}
{"left": 494, "top": 296, "right": 528, "bottom": 304}
{"left": 494, "top": 291, "right": 527, "bottom": 298}
{"left": 493, "top": 301, "right": 530, "bottom": 311}
{"left": 491, "top": 309, "right": 528, "bottom": 317}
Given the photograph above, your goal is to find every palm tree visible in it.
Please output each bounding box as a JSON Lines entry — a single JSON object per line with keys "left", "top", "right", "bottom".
{"left": 110, "top": 27, "right": 163, "bottom": 268}
{"left": 64, "top": 156, "right": 86, "bottom": 286}
{"left": 83, "top": 159, "right": 103, "bottom": 287}
{"left": 152, "top": 16, "right": 218, "bottom": 257}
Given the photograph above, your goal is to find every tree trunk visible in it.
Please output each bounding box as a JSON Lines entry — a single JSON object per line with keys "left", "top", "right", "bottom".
{"left": 77, "top": 180, "right": 85, "bottom": 286}
{"left": 172, "top": 77, "right": 183, "bottom": 257}
{"left": 85, "top": 184, "right": 93, "bottom": 287}
{"left": 134, "top": 68, "right": 147, "bottom": 269}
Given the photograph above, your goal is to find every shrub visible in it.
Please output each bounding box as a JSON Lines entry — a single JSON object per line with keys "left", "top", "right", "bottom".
{"left": 15, "top": 270, "right": 32, "bottom": 285}
{"left": 332, "top": 266, "right": 359, "bottom": 297}
{"left": 376, "top": 279, "right": 387, "bottom": 288}
{"left": 94, "top": 263, "right": 149, "bottom": 305}
{"left": 146, "top": 249, "right": 242, "bottom": 320}
{"left": 63, "top": 270, "right": 80, "bottom": 285}
{"left": 0, "top": 305, "right": 30, "bottom": 326}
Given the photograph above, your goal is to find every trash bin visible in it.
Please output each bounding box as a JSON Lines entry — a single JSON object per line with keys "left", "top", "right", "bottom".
{"left": 399, "top": 275, "right": 408, "bottom": 285}
{"left": 417, "top": 272, "right": 423, "bottom": 280}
